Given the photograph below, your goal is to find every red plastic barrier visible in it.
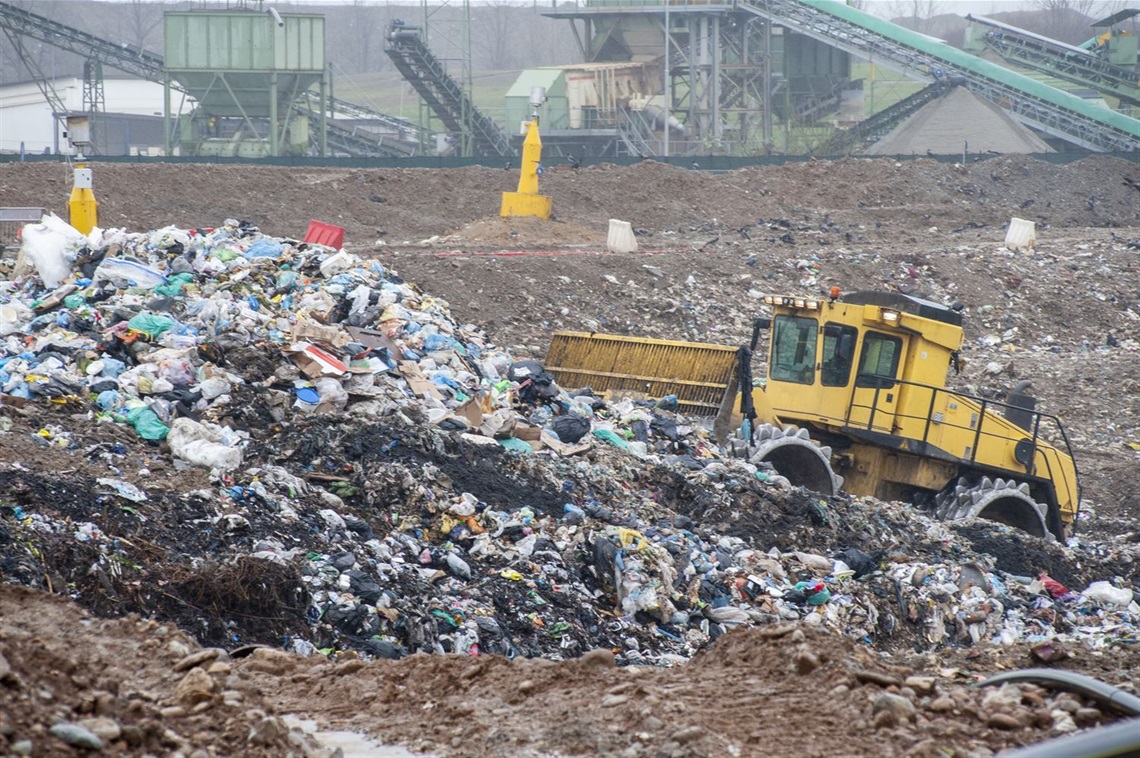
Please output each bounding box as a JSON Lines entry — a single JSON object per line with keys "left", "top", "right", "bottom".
{"left": 304, "top": 220, "right": 345, "bottom": 250}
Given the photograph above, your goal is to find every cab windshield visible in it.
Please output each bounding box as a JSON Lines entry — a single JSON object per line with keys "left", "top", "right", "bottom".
{"left": 770, "top": 315, "right": 818, "bottom": 384}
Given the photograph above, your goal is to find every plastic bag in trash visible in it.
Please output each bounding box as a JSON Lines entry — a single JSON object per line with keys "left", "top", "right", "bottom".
{"left": 167, "top": 417, "right": 243, "bottom": 471}
{"left": 1081, "top": 581, "right": 1135, "bottom": 609}
{"left": 20, "top": 213, "right": 87, "bottom": 287}
{"left": 508, "top": 360, "right": 545, "bottom": 382}
{"left": 93, "top": 257, "right": 169, "bottom": 289}
{"left": 510, "top": 361, "right": 559, "bottom": 403}
{"left": 126, "top": 406, "right": 170, "bottom": 441}
{"left": 314, "top": 377, "right": 349, "bottom": 411}
{"left": 551, "top": 415, "right": 591, "bottom": 444}
{"left": 127, "top": 313, "right": 177, "bottom": 339}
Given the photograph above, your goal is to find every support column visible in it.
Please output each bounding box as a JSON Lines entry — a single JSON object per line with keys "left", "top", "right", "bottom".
{"left": 164, "top": 76, "right": 172, "bottom": 156}
{"left": 711, "top": 15, "right": 721, "bottom": 146}
{"left": 762, "top": 20, "right": 773, "bottom": 152}
{"left": 319, "top": 69, "right": 328, "bottom": 157}
{"left": 270, "top": 71, "right": 279, "bottom": 157}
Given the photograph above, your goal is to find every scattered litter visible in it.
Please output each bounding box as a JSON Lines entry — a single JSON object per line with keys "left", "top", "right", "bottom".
{"left": 1, "top": 214, "right": 1137, "bottom": 670}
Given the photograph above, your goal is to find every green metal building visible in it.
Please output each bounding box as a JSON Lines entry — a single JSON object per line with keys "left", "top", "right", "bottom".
{"left": 164, "top": 8, "right": 326, "bottom": 158}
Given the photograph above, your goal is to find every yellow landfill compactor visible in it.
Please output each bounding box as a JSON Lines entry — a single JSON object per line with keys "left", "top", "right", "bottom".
{"left": 545, "top": 290, "right": 1080, "bottom": 540}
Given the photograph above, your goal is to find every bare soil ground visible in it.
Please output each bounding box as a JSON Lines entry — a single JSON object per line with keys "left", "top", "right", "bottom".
{"left": 4, "top": 583, "right": 1139, "bottom": 758}
{"left": 1, "top": 156, "right": 1139, "bottom": 756}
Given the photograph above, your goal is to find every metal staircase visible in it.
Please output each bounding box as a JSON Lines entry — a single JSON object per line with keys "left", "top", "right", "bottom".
{"left": 383, "top": 23, "right": 512, "bottom": 157}
{"left": 615, "top": 108, "right": 658, "bottom": 157}
{"left": 965, "top": 14, "right": 1140, "bottom": 107}
{"left": 738, "top": 0, "right": 1140, "bottom": 152}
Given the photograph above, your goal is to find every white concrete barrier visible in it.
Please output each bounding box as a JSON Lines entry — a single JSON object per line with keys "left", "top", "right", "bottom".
{"left": 606, "top": 219, "right": 638, "bottom": 254}
{"left": 1004, "top": 217, "right": 1036, "bottom": 252}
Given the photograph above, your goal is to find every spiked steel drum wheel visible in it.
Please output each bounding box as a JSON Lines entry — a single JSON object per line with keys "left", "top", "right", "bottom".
{"left": 746, "top": 424, "right": 844, "bottom": 496}
{"left": 935, "top": 476, "right": 1049, "bottom": 538}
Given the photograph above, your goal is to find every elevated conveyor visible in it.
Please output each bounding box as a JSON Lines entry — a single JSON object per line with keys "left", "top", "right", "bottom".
{"left": 384, "top": 23, "right": 512, "bottom": 157}
{"left": 296, "top": 92, "right": 423, "bottom": 156}
{"left": 738, "top": 0, "right": 1140, "bottom": 152}
{"left": 301, "top": 92, "right": 422, "bottom": 139}
{"left": 0, "top": 0, "right": 418, "bottom": 158}
{"left": 0, "top": 0, "right": 168, "bottom": 84}
{"left": 965, "top": 14, "right": 1140, "bottom": 107}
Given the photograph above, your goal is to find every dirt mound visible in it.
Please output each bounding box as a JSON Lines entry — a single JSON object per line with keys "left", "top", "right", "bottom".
{"left": 3, "top": 156, "right": 1138, "bottom": 249}
{"left": 0, "top": 584, "right": 331, "bottom": 756}
{"left": 4, "top": 580, "right": 1138, "bottom": 757}
{"left": 446, "top": 216, "right": 606, "bottom": 246}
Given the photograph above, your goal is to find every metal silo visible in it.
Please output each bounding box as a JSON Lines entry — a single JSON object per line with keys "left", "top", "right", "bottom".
{"left": 163, "top": 4, "right": 325, "bottom": 157}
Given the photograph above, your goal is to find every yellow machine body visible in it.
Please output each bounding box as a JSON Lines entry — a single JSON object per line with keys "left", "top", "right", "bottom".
{"left": 546, "top": 291, "right": 1080, "bottom": 539}
{"left": 500, "top": 118, "right": 552, "bottom": 220}
{"left": 69, "top": 162, "right": 98, "bottom": 235}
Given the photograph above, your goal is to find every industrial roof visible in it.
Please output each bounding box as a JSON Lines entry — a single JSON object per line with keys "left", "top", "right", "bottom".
{"left": 1090, "top": 9, "right": 1140, "bottom": 28}
{"left": 505, "top": 69, "right": 564, "bottom": 99}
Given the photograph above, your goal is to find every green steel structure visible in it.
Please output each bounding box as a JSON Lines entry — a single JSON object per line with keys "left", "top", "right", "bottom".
{"left": 1081, "top": 9, "right": 1140, "bottom": 64}
{"left": 164, "top": 9, "right": 325, "bottom": 157}
{"left": 0, "top": 0, "right": 422, "bottom": 158}
{"left": 963, "top": 14, "right": 1140, "bottom": 109}
{"left": 738, "top": 0, "right": 1140, "bottom": 152}
{"left": 544, "top": 0, "right": 801, "bottom": 154}
{"left": 542, "top": 0, "right": 1140, "bottom": 154}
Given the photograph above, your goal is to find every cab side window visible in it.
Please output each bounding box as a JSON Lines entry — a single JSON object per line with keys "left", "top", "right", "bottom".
{"left": 821, "top": 324, "right": 858, "bottom": 387}
{"left": 770, "top": 315, "right": 818, "bottom": 385}
{"left": 856, "top": 331, "right": 902, "bottom": 388}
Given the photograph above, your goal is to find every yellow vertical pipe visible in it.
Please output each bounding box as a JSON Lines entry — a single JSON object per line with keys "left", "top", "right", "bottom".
{"left": 501, "top": 113, "right": 552, "bottom": 219}
{"left": 516, "top": 118, "right": 541, "bottom": 194}
{"left": 69, "top": 162, "right": 98, "bottom": 235}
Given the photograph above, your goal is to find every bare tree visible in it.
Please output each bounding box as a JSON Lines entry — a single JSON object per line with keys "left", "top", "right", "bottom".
{"left": 474, "top": 1, "right": 521, "bottom": 71}
{"left": 346, "top": 0, "right": 384, "bottom": 74}
{"left": 122, "top": 0, "right": 164, "bottom": 54}
{"left": 1030, "top": 0, "right": 1129, "bottom": 44}
{"left": 81, "top": 0, "right": 164, "bottom": 60}
{"left": 885, "top": 0, "right": 945, "bottom": 32}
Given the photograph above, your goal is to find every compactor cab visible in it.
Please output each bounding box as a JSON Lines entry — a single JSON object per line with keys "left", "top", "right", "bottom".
{"left": 755, "top": 290, "right": 966, "bottom": 439}
{"left": 546, "top": 290, "right": 1081, "bottom": 540}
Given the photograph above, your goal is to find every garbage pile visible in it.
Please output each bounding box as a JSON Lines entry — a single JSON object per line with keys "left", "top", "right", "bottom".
{"left": 1, "top": 214, "right": 1137, "bottom": 666}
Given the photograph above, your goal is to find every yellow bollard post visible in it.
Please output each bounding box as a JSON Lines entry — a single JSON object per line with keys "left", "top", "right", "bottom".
{"left": 69, "top": 161, "right": 98, "bottom": 235}
{"left": 501, "top": 95, "right": 552, "bottom": 220}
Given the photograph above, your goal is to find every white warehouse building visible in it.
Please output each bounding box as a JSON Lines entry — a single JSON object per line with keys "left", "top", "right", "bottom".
{"left": 0, "top": 77, "right": 193, "bottom": 156}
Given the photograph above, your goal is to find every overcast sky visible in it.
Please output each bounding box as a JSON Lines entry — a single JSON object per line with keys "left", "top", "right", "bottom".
{"left": 92, "top": 0, "right": 1054, "bottom": 11}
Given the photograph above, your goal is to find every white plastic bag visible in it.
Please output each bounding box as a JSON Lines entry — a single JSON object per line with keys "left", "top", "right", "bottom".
{"left": 1081, "top": 581, "right": 1134, "bottom": 609}
{"left": 314, "top": 376, "right": 348, "bottom": 411}
{"left": 92, "top": 257, "right": 168, "bottom": 289}
{"left": 20, "top": 213, "right": 86, "bottom": 287}
{"left": 168, "top": 417, "right": 243, "bottom": 471}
